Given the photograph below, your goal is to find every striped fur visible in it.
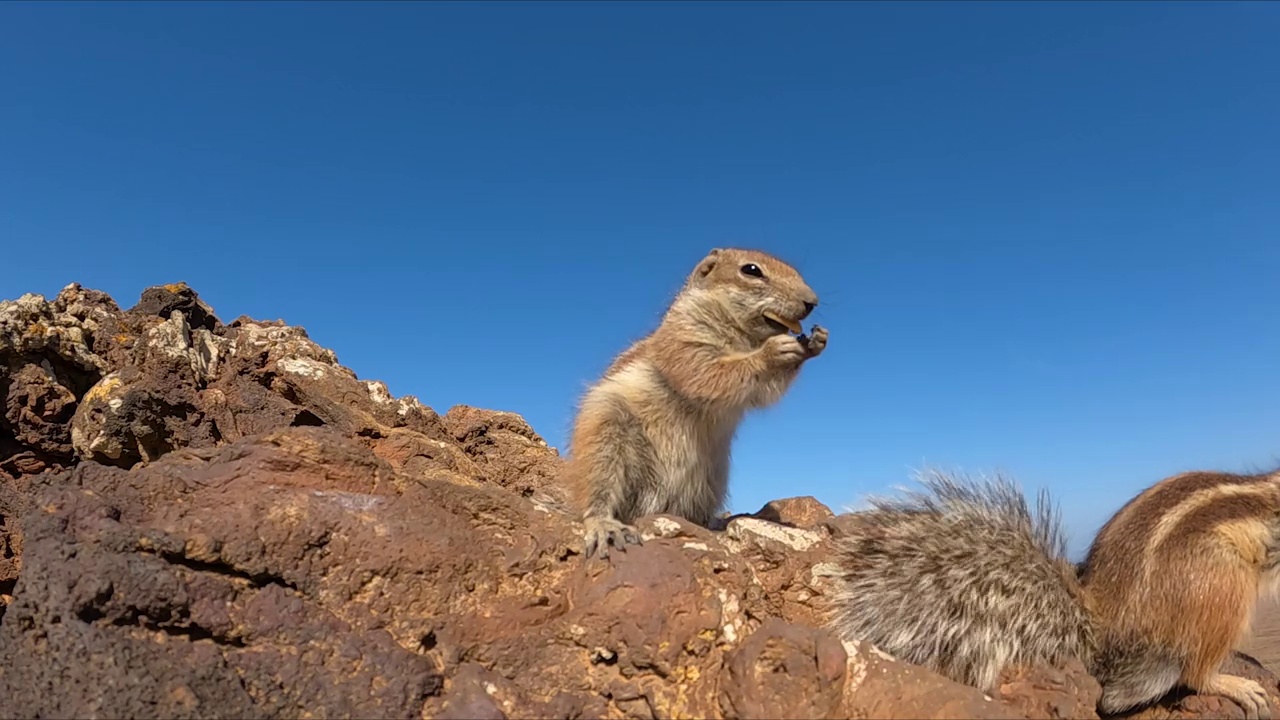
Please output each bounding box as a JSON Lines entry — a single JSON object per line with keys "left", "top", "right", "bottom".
{"left": 1081, "top": 470, "right": 1280, "bottom": 716}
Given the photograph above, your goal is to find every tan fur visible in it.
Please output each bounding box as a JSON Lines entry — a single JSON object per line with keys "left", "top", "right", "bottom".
{"left": 563, "top": 248, "right": 827, "bottom": 558}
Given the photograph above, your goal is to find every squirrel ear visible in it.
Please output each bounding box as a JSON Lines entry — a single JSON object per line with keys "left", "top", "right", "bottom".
{"left": 694, "top": 248, "right": 722, "bottom": 279}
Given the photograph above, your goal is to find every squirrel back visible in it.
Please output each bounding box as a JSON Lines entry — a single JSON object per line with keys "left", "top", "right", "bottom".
{"left": 828, "top": 470, "right": 1094, "bottom": 692}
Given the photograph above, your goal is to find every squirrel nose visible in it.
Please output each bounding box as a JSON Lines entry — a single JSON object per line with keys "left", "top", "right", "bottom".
{"left": 802, "top": 301, "right": 817, "bottom": 317}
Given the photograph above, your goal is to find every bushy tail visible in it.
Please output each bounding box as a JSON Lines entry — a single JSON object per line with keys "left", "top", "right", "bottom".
{"left": 827, "top": 469, "right": 1095, "bottom": 692}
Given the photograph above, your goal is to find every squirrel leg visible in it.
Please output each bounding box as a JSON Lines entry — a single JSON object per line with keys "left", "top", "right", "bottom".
{"left": 569, "top": 395, "right": 656, "bottom": 559}
{"left": 1178, "top": 571, "right": 1272, "bottom": 719}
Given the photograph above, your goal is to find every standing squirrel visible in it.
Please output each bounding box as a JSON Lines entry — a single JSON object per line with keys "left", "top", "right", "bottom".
{"left": 563, "top": 247, "right": 828, "bottom": 558}
{"left": 828, "top": 469, "right": 1279, "bottom": 719}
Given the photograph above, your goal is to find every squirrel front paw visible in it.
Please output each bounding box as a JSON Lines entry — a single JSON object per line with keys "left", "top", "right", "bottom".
{"left": 583, "top": 516, "right": 643, "bottom": 559}
{"left": 762, "top": 333, "right": 807, "bottom": 369}
{"left": 798, "top": 325, "right": 828, "bottom": 359}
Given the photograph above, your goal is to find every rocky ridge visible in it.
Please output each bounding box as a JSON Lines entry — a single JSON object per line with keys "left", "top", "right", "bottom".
{"left": 0, "top": 282, "right": 1273, "bottom": 719}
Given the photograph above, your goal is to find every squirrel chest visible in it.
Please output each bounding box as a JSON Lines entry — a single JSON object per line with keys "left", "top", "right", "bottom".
{"left": 602, "top": 358, "right": 742, "bottom": 502}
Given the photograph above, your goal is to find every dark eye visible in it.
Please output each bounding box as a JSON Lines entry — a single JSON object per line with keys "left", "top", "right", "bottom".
{"left": 740, "top": 263, "right": 764, "bottom": 278}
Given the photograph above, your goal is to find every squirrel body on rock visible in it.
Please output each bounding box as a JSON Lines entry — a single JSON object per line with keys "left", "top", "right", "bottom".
{"left": 828, "top": 469, "right": 1280, "bottom": 719}
{"left": 563, "top": 248, "right": 827, "bottom": 558}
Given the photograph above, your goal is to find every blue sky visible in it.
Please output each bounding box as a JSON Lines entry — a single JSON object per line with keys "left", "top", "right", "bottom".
{"left": 3, "top": 1, "right": 1277, "bottom": 556}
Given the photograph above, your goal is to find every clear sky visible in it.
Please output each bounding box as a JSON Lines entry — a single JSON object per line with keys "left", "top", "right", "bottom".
{"left": 3, "top": 1, "right": 1277, "bottom": 557}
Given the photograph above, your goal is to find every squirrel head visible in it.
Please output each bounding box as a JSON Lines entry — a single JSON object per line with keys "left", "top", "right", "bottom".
{"left": 681, "top": 247, "right": 819, "bottom": 340}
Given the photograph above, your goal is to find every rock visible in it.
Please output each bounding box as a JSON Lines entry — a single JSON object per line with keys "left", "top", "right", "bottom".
{"left": 998, "top": 660, "right": 1102, "bottom": 719}
{"left": 4, "top": 283, "right": 470, "bottom": 481}
{"left": 1, "top": 285, "right": 114, "bottom": 476}
{"left": 2, "top": 282, "right": 1279, "bottom": 719}
{"left": 0, "top": 428, "right": 444, "bottom": 718}
{"left": 718, "top": 619, "right": 1016, "bottom": 720}
{"left": 717, "top": 618, "right": 846, "bottom": 719}
{"left": 0, "top": 424, "right": 1026, "bottom": 719}
{"left": 0, "top": 513, "right": 17, "bottom": 609}
{"left": 5, "top": 363, "right": 79, "bottom": 458}
{"left": 430, "top": 663, "right": 513, "bottom": 719}
{"left": 1, "top": 282, "right": 560, "bottom": 643}
{"left": 131, "top": 282, "right": 221, "bottom": 332}
{"left": 838, "top": 638, "right": 1022, "bottom": 720}
{"left": 69, "top": 311, "right": 226, "bottom": 466}
{"left": 441, "top": 404, "right": 566, "bottom": 506}
{"left": 0, "top": 287, "right": 110, "bottom": 378}
{"left": 752, "top": 496, "right": 836, "bottom": 530}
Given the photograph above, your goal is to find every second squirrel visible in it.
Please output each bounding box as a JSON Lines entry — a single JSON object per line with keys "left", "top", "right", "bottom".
{"left": 828, "top": 469, "right": 1278, "bottom": 719}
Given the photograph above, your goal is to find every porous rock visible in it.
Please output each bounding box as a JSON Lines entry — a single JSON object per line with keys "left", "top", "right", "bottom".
{"left": 998, "top": 660, "right": 1102, "bottom": 719}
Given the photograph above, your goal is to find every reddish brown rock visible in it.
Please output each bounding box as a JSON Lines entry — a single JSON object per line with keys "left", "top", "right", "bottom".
{"left": 441, "top": 404, "right": 566, "bottom": 505}
{"left": 1, "top": 283, "right": 563, "bottom": 597}
{"left": 0, "top": 423, "right": 1030, "bottom": 719}
{"left": 717, "top": 618, "right": 848, "bottom": 719}
{"left": 1, "top": 286, "right": 112, "bottom": 477}
{"left": 1, "top": 282, "right": 469, "bottom": 481}
{"left": 999, "top": 660, "right": 1102, "bottom": 719}
{"left": 838, "top": 639, "right": 1023, "bottom": 720}
{"left": 752, "top": 495, "right": 837, "bottom": 531}
{"left": 0, "top": 428, "right": 448, "bottom": 718}
{"left": 132, "top": 281, "right": 222, "bottom": 331}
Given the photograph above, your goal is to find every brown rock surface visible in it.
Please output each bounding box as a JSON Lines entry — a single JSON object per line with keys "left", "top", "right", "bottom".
{"left": 998, "top": 660, "right": 1102, "bottom": 719}
{"left": 750, "top": 495, "right": 836, "bottom": 530}
{"left": 0, "top": 282, "right": 1276, "bottom": 719}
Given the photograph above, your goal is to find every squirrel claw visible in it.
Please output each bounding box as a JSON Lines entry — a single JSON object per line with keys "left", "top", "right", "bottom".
{"left": 799, "top": 325, "right": 828, "bottom": 358}
{"left": 583, "top": 517, "right": 643, "bottom": 560}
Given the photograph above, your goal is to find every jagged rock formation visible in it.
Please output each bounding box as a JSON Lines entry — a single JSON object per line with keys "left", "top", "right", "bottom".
{"left": 0, "top": 283, "right": 1272, "bottom": 719}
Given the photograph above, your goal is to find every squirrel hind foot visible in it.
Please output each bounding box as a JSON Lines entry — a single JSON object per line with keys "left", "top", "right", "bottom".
{"left": 1197, "top": 673, "right": 1274, "bottom": 720}
{"left": 583, "top": 516, "right": 643, "bottom": 560}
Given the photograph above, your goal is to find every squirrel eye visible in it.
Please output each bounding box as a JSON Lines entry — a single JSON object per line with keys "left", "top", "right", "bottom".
{"left": 740, "top": 263, "right": 764, "bottom": 278}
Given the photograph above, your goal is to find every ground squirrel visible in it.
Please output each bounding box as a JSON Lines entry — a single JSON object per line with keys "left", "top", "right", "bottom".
{"left": 828, "top": 469, "right": 1279, "bottom": 719}
{"left": 563, "top": 247, "right": 828, "bottom": 558}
